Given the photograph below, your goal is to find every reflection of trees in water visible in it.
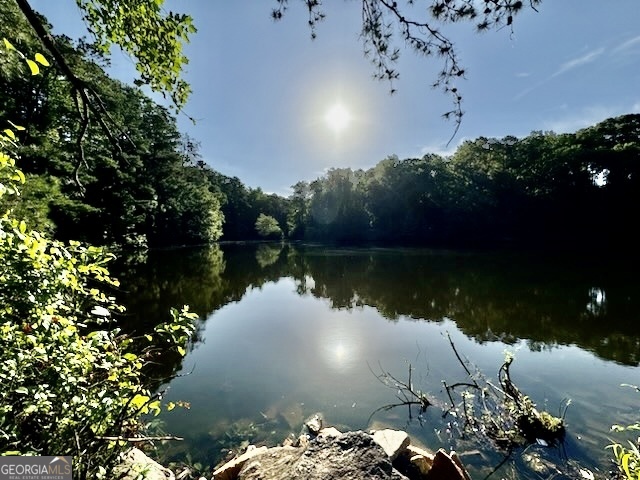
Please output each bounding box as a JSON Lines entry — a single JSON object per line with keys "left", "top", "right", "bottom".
{"left": 255, "top": 243, "right": 284, "bottom": 268}
{"left": 115, "top": 246, "right": 227, "bottom": 330}
{"left": 286, "top": 247, "right": 640, "bottom": 366}
{"left": 116, "top": 244, "right": 640, "bottom": 371}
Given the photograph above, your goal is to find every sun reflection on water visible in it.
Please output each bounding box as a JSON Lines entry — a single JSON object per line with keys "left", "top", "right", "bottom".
{"left": 319, "top": 318, "right": 361, "bottom": 373}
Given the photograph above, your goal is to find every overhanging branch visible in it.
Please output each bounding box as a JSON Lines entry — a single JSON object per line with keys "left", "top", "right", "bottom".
{"left": 14, "top": 0, "right": 133, "bottom": 188}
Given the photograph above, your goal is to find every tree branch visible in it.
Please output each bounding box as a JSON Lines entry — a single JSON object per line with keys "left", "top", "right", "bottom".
{"left": 72, "top": 88, "right": 89, "bottom": 194}
{"left": 14, "top": 0, "right": 131, "bottom": 173}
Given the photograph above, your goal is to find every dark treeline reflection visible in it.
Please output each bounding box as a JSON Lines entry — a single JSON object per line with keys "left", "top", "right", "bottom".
{"left": 115, "top": 244, "right": 640, "bottom": 367}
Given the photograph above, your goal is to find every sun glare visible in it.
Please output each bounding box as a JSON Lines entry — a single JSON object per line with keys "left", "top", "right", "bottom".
{"left": 324, "top": 103, "right": 351, "bottom": 133}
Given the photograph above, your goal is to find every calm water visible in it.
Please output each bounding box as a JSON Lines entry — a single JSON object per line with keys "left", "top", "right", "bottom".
{"left": 117, "top": 244, "right": 640, "bottom": 478}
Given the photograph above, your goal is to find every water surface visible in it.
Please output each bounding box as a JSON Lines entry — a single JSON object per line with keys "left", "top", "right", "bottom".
{"left": 117, "top": 244, "right": 640, "bottom": 478}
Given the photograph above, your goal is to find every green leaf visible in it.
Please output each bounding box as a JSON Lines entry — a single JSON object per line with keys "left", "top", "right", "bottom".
{"left": 177, "top": 345, "right": 186, "bottom": 356}
{"left": 15, "top": 387, "right": 28, "bottom": 395}
{"left": 622, "top": 452, "right": 632, "bottom": 478}
{"left": 3, "top": 129, "right": 15, "bottom": 140}
{"left": 130, "top": 394, "right": 150, "bottom": 410}
{"left": 34, "top": 52, "right": 50, "bottom": 66}
{"left": 3, "top": 38, "right": 15, "bottom": 51}
{"left": 123, "top": 353, "right": 137, "bottom": 362}
{"left": 26, "top": 59, "right": 39, "bottom": 75}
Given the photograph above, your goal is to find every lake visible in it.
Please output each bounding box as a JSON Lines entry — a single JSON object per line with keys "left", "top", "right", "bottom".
{"left": 117, "top": 243, "right": 640, "bottom": 479}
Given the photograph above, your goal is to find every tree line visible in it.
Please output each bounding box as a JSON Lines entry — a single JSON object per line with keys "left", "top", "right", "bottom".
{"left": 289, "top": 114, "right": 640, "bottom": 248}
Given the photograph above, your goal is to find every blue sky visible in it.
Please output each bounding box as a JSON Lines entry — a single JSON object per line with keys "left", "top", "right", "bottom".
{"left": 30, "top": 1, "right": 640, "bottom": 195}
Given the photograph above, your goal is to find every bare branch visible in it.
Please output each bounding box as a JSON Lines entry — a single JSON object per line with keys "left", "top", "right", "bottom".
{"left": 72, "top": 88, "right": 89, "bottom": 194}
{"left": 275, "top": 0, "right": 540, "bottom": 143}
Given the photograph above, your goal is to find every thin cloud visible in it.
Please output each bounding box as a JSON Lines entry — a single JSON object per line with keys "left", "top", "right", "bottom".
{"left": 612, "top": 35, "right": 640, "bottom": 54}
{"left": 515, "top": 47, "right": 605, "bottom": 100}
{"left": 551, "top": 47, "right": 605, "bottom": 78}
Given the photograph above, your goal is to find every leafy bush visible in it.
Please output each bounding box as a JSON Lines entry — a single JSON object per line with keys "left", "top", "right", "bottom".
{"left": 0, "top": 42, "right": 196, "bottom": 479}
{"left": 609, "top": 385, "right": 640, "bottom": 480}
{"left": 255, "top": 213, "right": 283, "bottom": 239}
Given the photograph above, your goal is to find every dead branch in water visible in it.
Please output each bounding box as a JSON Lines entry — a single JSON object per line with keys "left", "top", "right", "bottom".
{"left": 367, "top": 361, "right": 433, "bottom": 425}
{"left": 369, "top": 333, "right": 566, "bottom": 451}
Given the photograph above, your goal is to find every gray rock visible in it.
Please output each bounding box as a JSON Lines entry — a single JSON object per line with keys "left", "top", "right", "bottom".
{"left": 301, "top": 412, "right": 324, "bottom": 436}
{"left": 372, "top": 429, "right": 410, "bottom": 461}
{"left": 211, "top": 445, "right": 269, "bottom": 480}
{"left": 115, "top": 448, "right": 175, "bottom": 480}
{"left": 318, "top": 426, "right": 342, "bottom": 439}
{"left": 237, "top": 431, "right": 408, "bottom": 480}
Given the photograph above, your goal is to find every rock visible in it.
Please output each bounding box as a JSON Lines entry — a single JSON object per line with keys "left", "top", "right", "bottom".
{"left": 522, "top": 452, "right": 558, "bottom": 477}
{"left": 318, "top": 426, "right": 342, "bottom": 439}
{"left": 301, "top": 412, "right": 324, "bottom": 436}
{"left": 407, "top": 445, "right": 434, "bottom": 476}
{"left": 210, "top": 426, "right": 473, "bottom": 480}
{"left": 450, "top": 452, "right": 472, "bottom": 480}
{"left": 282, "top": 434, "right": 296, "bottom": 447}
{"left": 211, "top": 445, "right": 269, "bottom": 480}
{"left": 237, "top": 430, "right": 408, "bottom": 480}
{"left": 372, "top": 429, "right": 410, "bottom": 461}
{"left": 393, "top": 444, "right": 434, "bottom": 478}
{"left": 405, "top": 444, "right": 434, "bottom": 460}
{"left": 236, "top": 446, "right": 306, "bottom": 480}
{"left": 115, "top": 448, "right": 175, "bottom": 480}
{"left": 298, "top": 434, "right": 310, "bottom": 449}
{"left": 425, "top": 449, "right": 467, "bottom": 480}
{"left": 409, "top": 454, "right": 432, "bottom": 476}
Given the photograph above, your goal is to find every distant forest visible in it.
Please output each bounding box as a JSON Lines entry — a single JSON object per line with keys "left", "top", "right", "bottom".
{"left": 2, "top": 9, "right": 639, "bottom": 250}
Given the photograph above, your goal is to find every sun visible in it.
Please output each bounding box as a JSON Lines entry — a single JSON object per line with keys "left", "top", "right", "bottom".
{"left": 324, "top": 103, "right": 351, "bottom": 133}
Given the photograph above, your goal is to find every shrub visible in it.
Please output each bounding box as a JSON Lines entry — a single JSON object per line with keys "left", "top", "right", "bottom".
{"left": 0, "top": 42, "right": 196, "bottom": 479}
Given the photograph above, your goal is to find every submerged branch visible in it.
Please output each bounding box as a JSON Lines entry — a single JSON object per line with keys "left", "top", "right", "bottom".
{"left": 367, "top": 361, "right": 433, "bottom": 424}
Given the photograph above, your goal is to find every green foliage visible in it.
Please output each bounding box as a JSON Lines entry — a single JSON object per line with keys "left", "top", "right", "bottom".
{"left": 2, "top": 37, "right": 50, "bottom": 76}
{"left": 287, "top": 114, "right": 640, "bottom": 248}
{"left": 0, "top": 51, "right": 197, "bottom": 479}
{"left": 609, "top": 385, "right": 640, "bottom": 480}
{"left": 75, "top": 0, "right": 196, "bottom": 110}
{"left": 3, "top": 174, "right": 63, "bottom": 235}
{"left": 0, "top": 18, "right": 224, "bottom": 248}
{"left": 255, "top": 212, "right": 283, "bottom": 239}
{"left": 610, "top": 442, "right": 640, "bottom": 480}
{"left": 0, "top": 143, "right": 198, "bottom": 479}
